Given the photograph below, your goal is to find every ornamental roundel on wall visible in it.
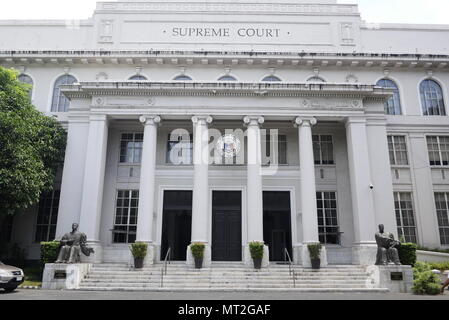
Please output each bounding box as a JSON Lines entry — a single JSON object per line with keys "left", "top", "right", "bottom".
{"left": 216, "top": 134, "right": 241, "bottom": 158}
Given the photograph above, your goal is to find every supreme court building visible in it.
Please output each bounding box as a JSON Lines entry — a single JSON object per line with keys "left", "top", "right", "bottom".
{"left": 1, "top": 0, "right": 449, "bottom": 267}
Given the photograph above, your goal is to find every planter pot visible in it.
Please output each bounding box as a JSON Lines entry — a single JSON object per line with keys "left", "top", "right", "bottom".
{"left": 194, "top": 257, "right": 203, "bottom": 269}
{"left": 134, "top": 257, "right": 144, "bottom": 269}
{"left": 311, "top": 258, "right": 321, "bottom": 270}
{"left": 253, "top": 258, "right": 262, "bottom": 269}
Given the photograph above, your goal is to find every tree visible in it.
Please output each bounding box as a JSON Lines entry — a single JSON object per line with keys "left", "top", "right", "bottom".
{"left": 0, "top": 67, "right": 67, "bottom": 216}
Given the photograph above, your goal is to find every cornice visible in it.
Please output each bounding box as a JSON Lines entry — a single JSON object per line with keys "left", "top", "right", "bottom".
{"left": 60, "top": 81, "right": 394, "bottom": 100}
{"left": 1, "top": 50, "right": 448, "bottom": 69}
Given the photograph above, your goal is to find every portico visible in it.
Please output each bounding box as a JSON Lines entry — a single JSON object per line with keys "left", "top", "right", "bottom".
{"left": 55, "top": 81, "right": 394, "bottom": 267}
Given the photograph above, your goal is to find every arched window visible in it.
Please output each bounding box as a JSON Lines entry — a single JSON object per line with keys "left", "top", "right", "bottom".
{"left": 262, "top": 75, "right": 281, "bottom": 82}
{"left": 420, "top": 79, "right": 446, "bottom": 116}
{"left": 173, "top": 75, "right": 193, "bottom": 81}
{"left": 218, "top": 75, "right": 237, "bottom": 81}
{"left": 376, "top": 79, "right": 402, "bottom": 115}
{"left": 51, "top": 75, "right": 77, "bottom": 112}
{"left": 307, "top": 76, "right": 326, "bottom": 83}
{"left": 18, "top": 74, "right": 33, "bottom": 98}
{"left": 128, "top": 75, "right": 147, "bottom": 81}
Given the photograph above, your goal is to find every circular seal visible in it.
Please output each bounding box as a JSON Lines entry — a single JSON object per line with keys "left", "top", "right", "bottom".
{"left": 216, "top": 134, "right": 241, "bottom": 159}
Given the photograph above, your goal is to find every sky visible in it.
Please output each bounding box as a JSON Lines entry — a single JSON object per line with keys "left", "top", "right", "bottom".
{"left": 0, "top": 0, "right": 447, "bottom": 25}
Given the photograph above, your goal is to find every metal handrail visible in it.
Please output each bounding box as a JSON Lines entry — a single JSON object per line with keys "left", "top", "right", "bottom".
{"left": 160, "top": 247, "right": 171, "bottom": 288}
{"left": 284, "top": 248, "right": 296, "bottom": 288}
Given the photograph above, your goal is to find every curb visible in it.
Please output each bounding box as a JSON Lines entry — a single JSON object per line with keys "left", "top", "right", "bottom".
{"left": 19, "top": 286, "right": 41, "bottom": 290}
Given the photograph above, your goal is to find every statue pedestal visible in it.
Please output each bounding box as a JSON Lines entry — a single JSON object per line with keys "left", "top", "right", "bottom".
{"left": 366, "top": 265, "right": 414, "bottom": 293}
{"left": 42, "top": 263, "right": 92, "bottom": 290}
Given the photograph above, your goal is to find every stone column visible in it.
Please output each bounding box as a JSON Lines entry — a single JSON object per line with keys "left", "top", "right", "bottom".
{"left": 409, "top": 133, "right": 440, "bottom": 247}
{"left": 243, "top": 116, "right": 269, "bottom": 268}
{"left": 56, "top": 114, "right": 89, "bottom": 239}
{"left": 78, "top": 114, "right": 109, "bottom": 263}
{"left": 295, "top": 117, "right": 327, "bottom": 267}
{"left": 366, "top": 117, "right": 397, "bottom": 237}
{"left": 187, "top": 116, "right": 213, "bottom": 267}
{"left": 345, "top": 117, "right": 377, "bottom": 265}
{"left": 136, "top": 115, "right": 161, "bottom": 266}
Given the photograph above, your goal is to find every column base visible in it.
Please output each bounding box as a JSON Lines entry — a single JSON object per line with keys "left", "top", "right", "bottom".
{"left": 186, "top": 244, "right": 211, "bottom": 268}
{"left": 80, "top": 241, "right": 103, "bottom": 264}
{"left": 299, "top": 243, "right": 328, "bottom": 268}
{"left": 244, "top": 244, "right": 269, "bottom": 268}
{"left": 352, "top": 243, "right": 377, "bottom": 266}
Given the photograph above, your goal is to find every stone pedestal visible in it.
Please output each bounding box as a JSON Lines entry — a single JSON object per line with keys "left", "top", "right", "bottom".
{"left": 298, "top": 244, "right": 328, "bottom": 268}
{"left": 366, "top": 265, "right": 414, "bottom": 293}
{"left": 42, "top": 263, "right": 92, "bottom": 290}
{"left": 79, "top": 241, "right": 103, "bottom": 264}
{"left": 244, "top": 245, "right": 269, "bottom": 268}
{"left": 186, "top": 244, "right": 211, "bottom": 268}
{"left": 352, "top": 243, "right": 377, "bottom": 266}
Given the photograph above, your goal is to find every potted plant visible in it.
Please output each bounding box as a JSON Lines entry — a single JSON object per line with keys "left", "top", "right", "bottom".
{"left": 307, "top": 243, "right": 322, "bottom": 270}
{"left": 249, "top": 241, "right": 264, "bottom": 269}
{"left": 130, "top": 242, "right": 148, "bottom": 269}
{"left": 190, "top": 243, "right": 205, "bottom": 269}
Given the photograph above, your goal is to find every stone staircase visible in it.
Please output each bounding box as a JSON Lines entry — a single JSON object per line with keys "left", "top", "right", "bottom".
{"left": 77, "top": 263, "right": 389, "bottom": 292}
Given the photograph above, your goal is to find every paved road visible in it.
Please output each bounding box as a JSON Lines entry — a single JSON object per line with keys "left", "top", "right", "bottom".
{"left": 1, "top": 289, "right": 449, "bottom": 300}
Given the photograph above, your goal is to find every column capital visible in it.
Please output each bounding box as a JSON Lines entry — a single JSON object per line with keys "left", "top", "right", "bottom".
{"left": 294, "top": 117, "right": 317, "bottom": 127}
{"left": 139, "top": 115, "right": 161, "bottom": 126}
{"left": 192, "top": 115, "right": 213, "bottom": 125}
{"left": 243, "top": 116, "right": 264, "bottom": 126}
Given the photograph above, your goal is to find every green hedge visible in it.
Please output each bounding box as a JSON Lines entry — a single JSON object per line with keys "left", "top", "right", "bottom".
{"left": 428, "top": 262, "right": 449, "bottom": 272}
{"left": 412, "top": 262, "right": 441, "bottom": 295}
{"left": 40, "top": 241, "right": 60, "bottom": 264}
{"left": 399, "top": 243, "right": 417, "bottom": 266}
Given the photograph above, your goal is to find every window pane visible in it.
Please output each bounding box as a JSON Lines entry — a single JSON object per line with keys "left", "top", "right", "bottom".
{"left": 113, "top": 190, "right": 139, "bottom": 244}
{"left": 316, "top": 191, "right": 339, "bottom": 244}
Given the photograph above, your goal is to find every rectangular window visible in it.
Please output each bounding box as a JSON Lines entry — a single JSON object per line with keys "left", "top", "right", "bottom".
{"left": 113, "top": 190, "right": 139, "bottom": 244}
{"left": 313, "top": 135, "right": 335, "bottom": 165}
{"left": 119, "top": 133, "right": 144, "bottom": 163}
{"left": 394, "top": 192, "right": 417, "bottom": 243}
{"left": 262, "top": 134, "right": 287, "bottom": 165}
{"left": 166, "top": 133, "right": 193, "bottom": 165}
{"left": 427, "top": 136, "right": 449, "bottom": 166}
{"left": 316, "top": 191, "right": 339, "bottom": 245}
{"left": 435, "top": 192, "right": 449, "bottom": 245}
{"left": 0, "top": 215, "right": 14, "bottom": 243}
{"left": 35, "top": 190, "right": 60, "bottom": 242}
{"left": 388, "top": 136, "right": 409, "bottom": 166}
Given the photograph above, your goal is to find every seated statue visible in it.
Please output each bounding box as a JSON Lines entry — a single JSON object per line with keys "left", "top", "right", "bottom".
{"left": 375, "top": 224, "right": 401, "bottom": 266}
{"left": 55, "top": 223, "right": 94, "bottom": 264}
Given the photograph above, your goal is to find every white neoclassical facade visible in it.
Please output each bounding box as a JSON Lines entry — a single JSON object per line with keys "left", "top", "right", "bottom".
{"left": 1, "top": 0, "right": 449, "bottom": 267}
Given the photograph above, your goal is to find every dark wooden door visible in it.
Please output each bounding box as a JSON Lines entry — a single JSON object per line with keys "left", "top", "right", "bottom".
{"left": 212, "top": 191, "right": 242, "bottom": 261}
{"left": 161, "top": 190, "right": 192, "bottom": 261}
{"left": 263, "top": 191, "right": 292, "bottom": 262}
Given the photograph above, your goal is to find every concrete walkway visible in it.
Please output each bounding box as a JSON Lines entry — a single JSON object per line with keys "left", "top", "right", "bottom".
{"left": 1, "top": 289, "right": 449, "bottom": 300}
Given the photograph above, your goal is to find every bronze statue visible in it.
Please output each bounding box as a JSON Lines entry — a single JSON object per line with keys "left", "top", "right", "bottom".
{"left": 375, "top": 224, "right": 401, "bottom": 265}
{"left": 55, "top": 223, "right": 94, "bottom": 264}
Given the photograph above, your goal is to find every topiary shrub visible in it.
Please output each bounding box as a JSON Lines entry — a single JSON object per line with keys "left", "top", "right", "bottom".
{"left": 190, "top": 243, "right": 206, "bottom": 259}
{"left": 307, "top": 243, "right": 322, "bottom": 260}
{"left": 249, "top": 241, "right": 264, "bottom": 260}
{"left": 399, "top": 243, "right": 417, "bottom": 266}
{"left": 40, "top": 241, "right": 61, "bottom": 264}
{"left": 129, "top": 242, "right": 148, "bottom": 259}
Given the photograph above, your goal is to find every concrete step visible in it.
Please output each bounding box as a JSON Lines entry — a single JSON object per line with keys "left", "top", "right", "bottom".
{"left": 77, "top": 286, "right": 389, "bottom": 293}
